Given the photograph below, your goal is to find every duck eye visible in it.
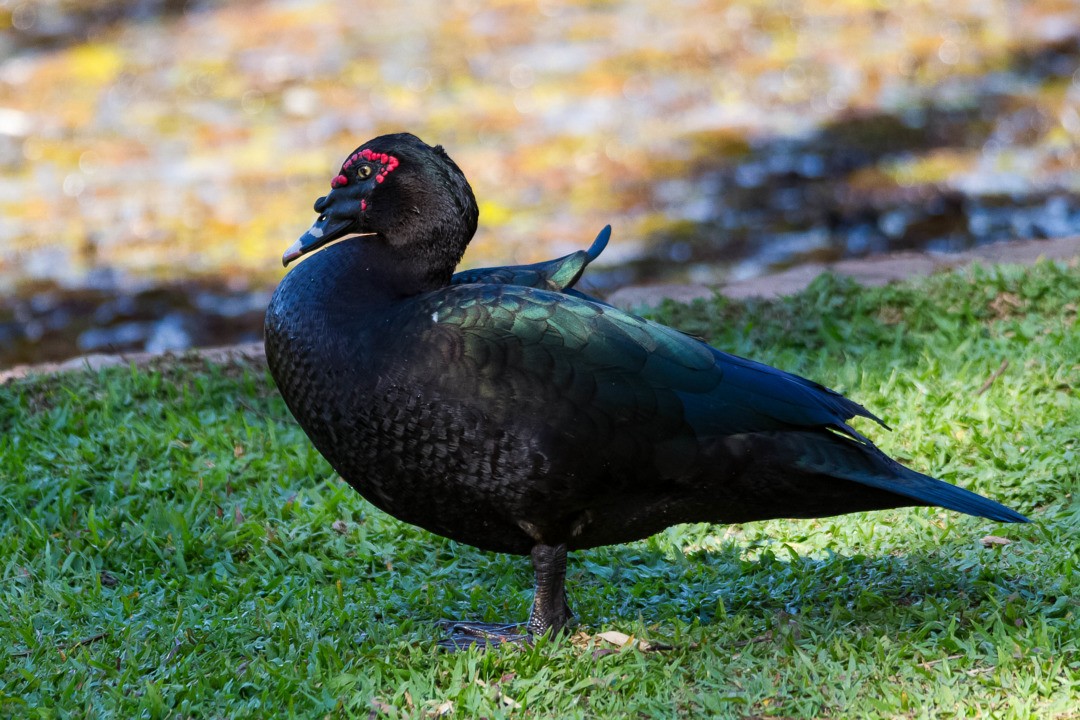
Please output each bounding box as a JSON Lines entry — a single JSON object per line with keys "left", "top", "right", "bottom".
{"left": 357, "top": 164, "right": 373, "bottom": 180}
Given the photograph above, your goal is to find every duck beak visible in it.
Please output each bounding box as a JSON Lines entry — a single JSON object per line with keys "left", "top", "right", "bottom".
{"left": 282, "top": 187, "right": 363, "bottom": 266}
{"left": 282, "top": 215, "right": 358, "bottom": 268}
{"left": 283, "top": 214, "right": 357, "bottom": 267}
{"left": 281, "top": 236, "right": 306, "bottom": 266}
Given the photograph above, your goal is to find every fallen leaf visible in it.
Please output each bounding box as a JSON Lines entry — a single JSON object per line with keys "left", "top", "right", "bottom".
{"left": 569, "top": 631, "right": 592, "bottom": 648}
{"left": 981, "top": 535, "right": 1012, "bottom": 547}
{"left": 432, "top": 700, "right": 453, "bottom": 717}
{"left": 370, "top": 698, "right": 393, "bottom": 716}
{"left": 597, "top": 630, "right": 632, "bottom": 647}
{"left": 332, "top": 519, "right": 348, "bottom": 534}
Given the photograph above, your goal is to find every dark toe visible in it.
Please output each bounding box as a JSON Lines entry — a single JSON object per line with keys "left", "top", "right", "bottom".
{"left": 437, "top": 620, "right": 529, "bottom": 651}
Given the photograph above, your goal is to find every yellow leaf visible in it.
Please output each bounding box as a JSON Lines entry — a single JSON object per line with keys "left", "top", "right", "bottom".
{"left": 478, "top": 199, "right": 513, "bottom": 227}
{"left": 68, "top": 43, "right": 124, "bottom": 85}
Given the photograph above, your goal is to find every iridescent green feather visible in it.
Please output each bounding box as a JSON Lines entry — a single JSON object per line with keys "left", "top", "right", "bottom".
{"left": 450, "top": 226, "right": 610, "bottom": 294}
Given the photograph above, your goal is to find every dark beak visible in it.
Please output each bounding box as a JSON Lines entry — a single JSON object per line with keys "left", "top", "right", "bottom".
{"left": 282, "top": 189, "right": 365, "bottom": 267}
{"left": 282, "top": 218, "right": 352, "bottom": 266}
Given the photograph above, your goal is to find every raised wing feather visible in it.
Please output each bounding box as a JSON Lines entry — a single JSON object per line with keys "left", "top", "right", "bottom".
{"left": 450, "top": 226, "right": 609, "bottom": 297}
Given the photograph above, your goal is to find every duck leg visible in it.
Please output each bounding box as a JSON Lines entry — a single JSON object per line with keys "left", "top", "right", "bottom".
{"left": 439, "top": 543, "right": 573, "bottom": 650}
{"left": 527, "top": 543, "right": 573, "bottom": 636}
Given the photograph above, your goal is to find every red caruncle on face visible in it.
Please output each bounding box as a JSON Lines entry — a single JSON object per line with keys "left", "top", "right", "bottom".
{"left": 332, "top": 148, "right": 401, "bottom": 189}
{"left": 326, "top": 148, "right": 402, "bottom": 215}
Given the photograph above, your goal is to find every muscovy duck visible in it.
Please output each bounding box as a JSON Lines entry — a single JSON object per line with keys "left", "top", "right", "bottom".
{"left": 264, "top": 133, "right": 1027, "bottom": 645}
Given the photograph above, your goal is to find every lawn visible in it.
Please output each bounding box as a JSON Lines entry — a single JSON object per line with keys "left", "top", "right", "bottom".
{"left": 1, "top": 261, "right": 1077, "bottom": 718}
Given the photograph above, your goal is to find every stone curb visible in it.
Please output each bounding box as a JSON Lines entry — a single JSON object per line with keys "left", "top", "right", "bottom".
{"left": 0, "top": 342, "right": 265, "bottom": 385}
{"left": 3, "top": 234, "right": 1077, "bottom": 384}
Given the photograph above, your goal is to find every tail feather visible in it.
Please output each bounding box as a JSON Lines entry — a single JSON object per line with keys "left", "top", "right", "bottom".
{"left": 864, "top": 463, "right": 1028, "bottom": 523}
{"left": 794, "top": 434, "right": 1029, "bottom": 523}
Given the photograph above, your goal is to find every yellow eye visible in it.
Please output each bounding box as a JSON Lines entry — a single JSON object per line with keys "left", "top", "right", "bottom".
{"left": 357, "top": 165, "right": 373, "bottom": 180}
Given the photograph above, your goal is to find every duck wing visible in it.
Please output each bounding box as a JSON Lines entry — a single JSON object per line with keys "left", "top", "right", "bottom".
{"left": 421, "top": 282, "right": 877, "bottom": 439}
{"left": 450, "top": 226, "right": 609, "bottom": 298}
{"left": 406, "top": 284, "right": 1026, "bottom": 524}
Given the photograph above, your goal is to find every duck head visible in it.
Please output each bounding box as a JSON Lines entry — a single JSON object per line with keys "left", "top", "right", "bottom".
{"left": 283, "top": 133, "right": 479, "bottom": 285}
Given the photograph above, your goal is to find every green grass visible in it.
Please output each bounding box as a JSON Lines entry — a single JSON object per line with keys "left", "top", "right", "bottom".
{"left": 1, "top": 261, "right": 1078, "bottom": 719}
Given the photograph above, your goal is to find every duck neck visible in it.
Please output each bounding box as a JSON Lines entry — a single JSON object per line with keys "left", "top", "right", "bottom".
{"left": 296, "top": 234, "right": 457, "bottom": 311}
{"left": 374, "top": 202, "right": 472, "bottom": 294}
{"left": 362, "top": 233, "right": 462, "bottom": 297}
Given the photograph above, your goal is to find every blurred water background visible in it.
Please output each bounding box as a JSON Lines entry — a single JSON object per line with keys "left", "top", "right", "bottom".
{"left": 2, "top": 0, "right": 1080, "bottom": 367}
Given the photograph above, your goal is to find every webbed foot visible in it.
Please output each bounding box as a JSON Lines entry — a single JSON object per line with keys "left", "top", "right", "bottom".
{"left": 437, "top": 620, "right": 527, "bottom": 650}
{"left": 436, "top": 543, "right": 574, "bottom": 651}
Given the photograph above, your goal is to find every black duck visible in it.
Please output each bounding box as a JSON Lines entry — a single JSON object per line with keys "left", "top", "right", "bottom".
{"left": 264, "top": 133, "right": 1027, "bottom": 645}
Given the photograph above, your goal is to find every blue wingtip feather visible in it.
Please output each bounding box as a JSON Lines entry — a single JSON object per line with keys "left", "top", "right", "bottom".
{"left": 931, "top": 487, "right": 1030, "bottom": 523}
{"left": 880, "top": 464, "right": 1030, "bottom": 523}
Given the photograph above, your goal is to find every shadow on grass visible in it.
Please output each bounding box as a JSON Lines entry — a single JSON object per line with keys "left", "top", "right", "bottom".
{"left": 378, "top": 524, "right": 1054, "bottom": 648}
